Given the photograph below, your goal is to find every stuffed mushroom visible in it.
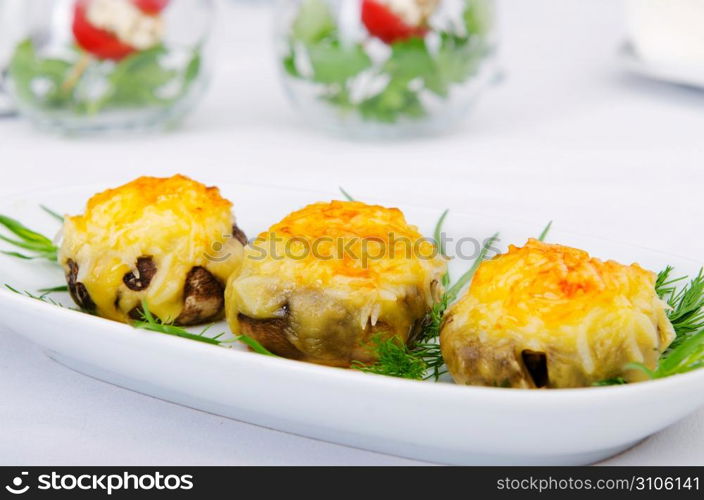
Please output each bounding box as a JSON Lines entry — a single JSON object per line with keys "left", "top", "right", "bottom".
{"left": 225, "top": 200, "right": 447, "bottom": 367}
{"left": 59, "top": 175, "right": 246, "bottom": 325}
{"left": 440, "top": 239, "right": 676, "bottom": 388}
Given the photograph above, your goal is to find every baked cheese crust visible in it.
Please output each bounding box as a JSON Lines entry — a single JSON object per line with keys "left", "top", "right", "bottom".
{"left": 59, "top": 175, "right": 244, "bottom": 324}
{"left": 226, "top": 200, "right": 447, "bottom": 366}
{"left": 441, "top": 238, "right": 675, "bottom": 388}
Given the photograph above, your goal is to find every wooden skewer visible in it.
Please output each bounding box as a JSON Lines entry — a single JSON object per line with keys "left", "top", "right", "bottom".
{"left": 61, "top": 52, "right": 93, "bottom": 94}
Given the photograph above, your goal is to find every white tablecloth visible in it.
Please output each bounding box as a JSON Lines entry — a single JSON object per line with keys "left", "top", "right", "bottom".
{"left": 1, "top": 0, "right": 703, "bottom": 465}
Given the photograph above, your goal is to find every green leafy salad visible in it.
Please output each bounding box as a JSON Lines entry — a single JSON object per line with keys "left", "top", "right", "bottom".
{"left": 8, "top": 39, "right": 201, "bottom": 115}
{"left": 283, "top": 0, "right": 494, "bottom": 124}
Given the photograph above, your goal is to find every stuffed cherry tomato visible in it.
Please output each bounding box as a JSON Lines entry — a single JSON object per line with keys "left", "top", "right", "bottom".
{"left": 361, "top": 0, "right": 439, "bottom": 44}
{"left": 72, "top": 0, "right": 169, "bottom": 60}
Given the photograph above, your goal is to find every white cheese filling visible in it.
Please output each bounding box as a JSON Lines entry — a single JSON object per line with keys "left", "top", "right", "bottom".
{"left": 87, "top": 0, "right": 164, "bottom": 50}
{"left": 380, "top": 0, "right": 440, "bottom": 27}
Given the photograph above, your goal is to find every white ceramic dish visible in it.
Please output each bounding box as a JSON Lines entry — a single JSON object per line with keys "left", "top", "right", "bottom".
{"left": 1, "top": 183, "right": 703, "bottom": 466}
{"left": 620, "top": 42, "right": 704, "bottom": 89}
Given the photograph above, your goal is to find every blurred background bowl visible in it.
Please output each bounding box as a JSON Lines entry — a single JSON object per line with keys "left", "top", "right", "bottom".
{"left": 2, "top": 0, "right": 215, "bottom": 134}
{"left": 275, "top": 0, "right": 499, "bottom": 138}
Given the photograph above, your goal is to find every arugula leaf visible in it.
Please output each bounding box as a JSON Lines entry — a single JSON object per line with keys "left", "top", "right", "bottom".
{"left": 8, "top": 40, "right": 73, "bottom": 108}
{"left": 308, "top": 40, "right": 372, "bottom": 84}
{"left": 435, "top": 33, "right": 482, "bottom": 89}
{"left": 182, "top": 49, "right": 202, "bottom": 90}
{"left": 100, "top": 46, "right": 177, "bottom": 110}
{"left": 464, "top": 0, "right": 493, "bottom": 37}
{"left": 8, "top": 39, "right": 201, "bottom": 116}
{"left": 283, "top": 50, "right": 301, "bottom": 78}
{"left": 292, "top": 0, "right": 336, "bottom": 44}
{"left": 359, "top": 78, "right": 425, "bottom": 123}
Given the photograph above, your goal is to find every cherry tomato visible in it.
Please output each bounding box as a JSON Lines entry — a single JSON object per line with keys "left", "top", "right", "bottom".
{"left": 132, "top": 0, "right": 170, "bottom": 15}
{"left": 361, "top": 0, "right": 428, "bottom": 44}
{"left": 72, "top": 0, "right": 136, "bottom": 60}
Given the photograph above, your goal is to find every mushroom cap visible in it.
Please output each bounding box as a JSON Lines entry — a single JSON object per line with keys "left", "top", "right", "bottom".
{"left": 60, "top": 175, "right": 243, "bottom": 324}
{"left": 441, "top": 239, "right": 676, "bottom": 388}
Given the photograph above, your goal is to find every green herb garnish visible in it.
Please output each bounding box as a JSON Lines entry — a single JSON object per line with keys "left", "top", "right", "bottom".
{"left": 5, "top": 284, "right": 68, "bottom": 308}
{"left": 339, "top": 187, "right": 356, "bottom": 202}
{"left": 596, "top": 266, "right": 704, "bottom": 384}
{"left": 355, "top": 208, "right": 499, "bottom": 381}
{"left": 657, "top": 267, "right": 704, "bottom": 339}
{"left": 626, "top": 329, "right": 704, "bottom": 380}
{"left": 435, "top": 209, "right": 450, "bottom": 287}
{"left": 40, "top": 205, "right": 65, "bottom": 223}
{"left": 538, "top": 221, "right": 553, "bottom": 242}
{"left": 0, "top": 214, "right": 58, "bottom": 262}
{"left": 352, "top": 335, "right": 428, "bottom": 380}
{"left": 134, "top": 300, "right": 276, "bottom": 355}
{"left": 592, "top": 377, "right": 627, "bottom": 387}
{"left": 38, "top": 285, "right": 69, "bottom": 293}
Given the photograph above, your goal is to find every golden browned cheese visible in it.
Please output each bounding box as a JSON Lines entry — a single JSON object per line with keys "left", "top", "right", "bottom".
{"left": 59, "top": 175, "right": 244, "bottom": 324}
{"left": 440, "top": 239, "right": 675, "bottom": 388}
{"left": 225, "top": 200, "right": 447, "bottom": 366}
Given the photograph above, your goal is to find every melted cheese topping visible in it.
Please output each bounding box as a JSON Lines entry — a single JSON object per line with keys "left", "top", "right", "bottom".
{"left": 59, "top": 175, "right": 243, "bottom": 323}
{"left": 227, "top": 200, "right": 447, "bottom": 337}
{"left": 441, "top": 239, "right": 675, "bottom": 388}
{"left": 87, "top": 0, "right": 164, "bottom": 50}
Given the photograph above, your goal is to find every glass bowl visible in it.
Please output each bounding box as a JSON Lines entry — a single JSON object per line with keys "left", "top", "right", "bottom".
{"left": 275, "top": 0, "right": 498, "bottom": 138}
{"left": 4, "top": 0, "right": 214, "bottom": 134}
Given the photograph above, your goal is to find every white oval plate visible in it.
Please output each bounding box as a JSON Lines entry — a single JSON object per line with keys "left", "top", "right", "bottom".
{"left": 1, "top": 183, "right": 703, "bottom": 466}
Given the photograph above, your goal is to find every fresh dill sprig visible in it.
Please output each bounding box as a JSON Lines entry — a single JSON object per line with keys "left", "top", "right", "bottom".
{"left": 596, "top": 266, "right": 704, "bottom": 384}
{"left": 352, "top": 335, "right": 427, "bottom": 380}
{"left": 655, "top": 265, "right": 681, "bottom": 298}
{"left": 134, "top": 299, "right": 277, "bottom": 355}
{"left": 5, "top": 284, "right": 68, "bottom": 307}
{"left": 133, "top": 300, "right": 224, "bottom": 346}
{"left": 38, "top": 285, "right": 69, "bottom": 293}
{"left": 592, "top": 377, "right": 626, "bottom": 387}
{"left": 40, "top": 205, "right": 64, "bottom": 223}
{"left": 419, "top": 232, "right": 499, "bottom": 346}
{"left": 658, "top": 267, "right": 704, "bottom": 339}
{"left": 628, "top": 267, "right": 704, "bottom": 379}
{"left": 0, "top": 214, "right": 59, "bottom": 262}
{"left": 434, "top": 209, "right": 451, "bottom": 287}
{"left": 538, "top": 221, "right": 553, "bottom": 242}
{"left": 444, "top": 233, "right": 499, "bottom": 306}
{"left": 339, "top": 187, "right": 356, "bottom": 202}
{"left": 235, "top": 334, "right": 279, "bottom": 356}
{"left": 626, "top": 329, "right": 704, "bottom": 380}
{"left": 355, "top": 211, "right": 500, "bottom": 381}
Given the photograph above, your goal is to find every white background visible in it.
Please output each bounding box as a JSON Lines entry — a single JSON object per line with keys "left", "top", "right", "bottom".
{"left": 1, "top": 0, "right": 703, "bottom": 465}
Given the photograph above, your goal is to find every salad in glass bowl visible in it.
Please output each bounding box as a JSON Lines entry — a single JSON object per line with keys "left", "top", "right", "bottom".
{"left": 277, "top": 0, "right": 498, "bottom": 137}
{"left": 4, "top": 0, "right": 213, "bottom": 133}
